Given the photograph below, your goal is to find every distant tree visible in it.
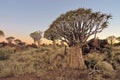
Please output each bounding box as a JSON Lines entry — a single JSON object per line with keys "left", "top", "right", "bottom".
{"left": 18, "top": 42, "right": 26, "bottom": 49}
{"left": 0, "top": 30, "right": 5, "bottom": 37}
{"left": 106, "top": 36, "right": 116, "bottom": 45}
{"left": 44, "top": 28, "right": 60, "bottom": 48}
{"left": 14, "top": 39, "right": 22, "bottom": 45}
{"left": 114, "top": 36, "right": 120, "bottom": 46}
{"left": 14, "top": 39, "right": 26, "bottom": 46}
{"left": 47, "top": 8, "right": 111, "bottom": 69}
{"left": 6, "top": 36, "right": 15, "bottom": 44}
{"left": 30, "top": 31, "right": 42, "bottom": 47}
{"left": 116, "top": 36, "right": 120, "bottom": 42}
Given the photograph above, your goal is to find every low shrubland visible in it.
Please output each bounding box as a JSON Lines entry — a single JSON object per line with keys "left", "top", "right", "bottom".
{"left": 0, "top": 45, "right": 120, "bottom": 80}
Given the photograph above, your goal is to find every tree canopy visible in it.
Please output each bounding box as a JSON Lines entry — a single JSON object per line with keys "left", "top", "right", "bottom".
{"left": 6, "top": 36, "right": 15, "bottom": 44}
{"left": 44, "top": 28, "right": 59, "bottom": 41}
{"left": 107, "top": 35, "right": 116, "bottom": 45}
{"left": 30, "top": 31, "right": 42, "bottom": 46}
{"left": 14, "top": 39, "right": 22, "bottom": 44}
{"left": 45, "top": 8, "right": 111, "bottom": 47}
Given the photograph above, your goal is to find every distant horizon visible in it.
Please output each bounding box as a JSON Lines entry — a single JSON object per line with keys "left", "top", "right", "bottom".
{"left": 0, "top": 37, "right": 53, "bottom": 44}
{"left": 0, "top": 33, "right": 118, "bottom": 44}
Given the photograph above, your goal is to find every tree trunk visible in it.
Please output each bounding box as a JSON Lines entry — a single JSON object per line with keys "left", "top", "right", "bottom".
{"left": 53, "top": 40, "right": 56, "bottom": 49}
{"left": 34, "top": 40, "right": 36, "bottom": 45}
{"left": 37, "top": 40, "right": 41, "bottom": 48}
{"left": 69, "top": 46, "right": 86, "bottom": 69}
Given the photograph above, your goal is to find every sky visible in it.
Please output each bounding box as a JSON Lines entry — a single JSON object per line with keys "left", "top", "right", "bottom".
{"left": 0, "top": 0, "right": 120, "bottom": 44}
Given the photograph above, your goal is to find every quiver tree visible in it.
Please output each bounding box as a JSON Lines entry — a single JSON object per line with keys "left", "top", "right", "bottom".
{"left": 14, "top": 39, "right": 26, "bottom": 49}
{"left": 116, "top": 37, "right": 120, "bottom": 43}
{"left": 30, "top": 31, "right": 42, "bottom": 47}
{"left": 14, "top": 39, "right": 22, "bottom": 45}
{"left": 107, "top": 36, "right": 116, "bottom": 46}
{"left": 117, "top": 36, "right": 120, "bottom": 41}
{"left": 6, "top": 36, "right": 15, "bottom": 44}
{"left": 47, "top": 8, "right": 111, "bottom": 69}
{"left": 44, "top": 28, "right": 59, "bottom": 49}
{"left": 14, "top": 39, "right": 24, "bottom": 47}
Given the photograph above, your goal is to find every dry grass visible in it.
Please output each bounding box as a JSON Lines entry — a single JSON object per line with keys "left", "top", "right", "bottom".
{"left": 0, "top": 46, "right": 119, "bottom": 80}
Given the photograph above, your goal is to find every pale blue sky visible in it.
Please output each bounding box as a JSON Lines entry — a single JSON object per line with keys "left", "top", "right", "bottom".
{"left": 0, "top": 0, "right": 120, "bottom": 43}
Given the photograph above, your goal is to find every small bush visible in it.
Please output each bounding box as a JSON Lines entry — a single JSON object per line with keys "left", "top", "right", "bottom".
{"left": 40, "top": 47, "right": 50, "bottom": 52}
{"left": 114, "top": 52, "right": 120, "bottom": 63}
{"left": 0, "top": 49, "right": 11, "bottom": 60}
{"left": 85, "top": 60, "right": 96, "bottom": 69}
{"left": 95, "top": 61, "right": 114, "bottom": 71}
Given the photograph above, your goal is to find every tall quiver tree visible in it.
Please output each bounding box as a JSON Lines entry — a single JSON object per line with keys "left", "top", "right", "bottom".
{"left": 30, "top": 31, "right": 42, "bottom": 47}
{"left": 48, "top": 8, "right": 111, "bottom": 69}
{"left": 44, "top": 28, "right": 59, "bottom": 49}
{"left": 6, "top": 36, "right": 15, "bottom": 44}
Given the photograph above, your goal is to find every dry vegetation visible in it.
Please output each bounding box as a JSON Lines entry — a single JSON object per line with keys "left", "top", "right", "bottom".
{"left": 0, "top": 8, "right": 116, "bottom": 80}
{"left": 0, "top": 45, "right": 119, "bottom": 80}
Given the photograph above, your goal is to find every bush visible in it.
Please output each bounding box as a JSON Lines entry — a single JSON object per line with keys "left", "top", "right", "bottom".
{"left": 85, "top": 60, "right": 96, "bottom": 69}
{"left": 86, "top": 52, "right": 106, "bottom": 62}
{"left": 114, "top": 52, "right": 120, "bottom": 63}
{"left": 40, "top": 47, "right": 50, "bottom": 52}
{"left": 0, "top": 49, "right": 11, "bottom": 60}
{"left": 95, "top": 61, "right": 114, "bottom": 71}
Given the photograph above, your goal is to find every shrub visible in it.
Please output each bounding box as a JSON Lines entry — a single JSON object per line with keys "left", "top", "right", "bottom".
{"left": 114, "top": 52, "right": 120, "bottom": 63}
{"left": 0, "top": 49, "right": 11, "bottom": 60}
{"left": 85, "top": 60, "right": 96, "bottom": 69}
{"left": 39, "top": 47, "right": 50, "bottom": 52}
{"left": 95, "top": 61, "right": 114, "bottom": 71}
{"left": 87, "top": 52, "right": 106, "bottom": 62}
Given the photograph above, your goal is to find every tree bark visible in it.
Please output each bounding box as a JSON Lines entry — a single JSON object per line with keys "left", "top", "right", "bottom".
{"left": 69, "top": 46, "right": 86, "bottom": 69}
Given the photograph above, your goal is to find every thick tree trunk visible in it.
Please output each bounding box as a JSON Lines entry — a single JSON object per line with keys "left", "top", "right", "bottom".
{"left": 69, "top": 46, "right": 86, "bottom": 69}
